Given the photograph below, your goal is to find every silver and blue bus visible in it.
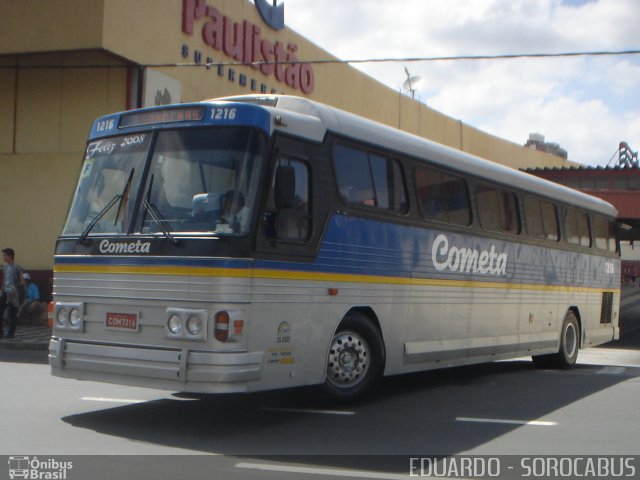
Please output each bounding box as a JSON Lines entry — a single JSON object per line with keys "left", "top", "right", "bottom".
{"left": 49, "top": 95, "right": 620, "bottom": 402}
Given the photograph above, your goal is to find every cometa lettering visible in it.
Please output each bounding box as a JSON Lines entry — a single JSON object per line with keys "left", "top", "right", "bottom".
{"left": 431, "top": 234, "right": 508, "bottom": 276}
{"left": 99, "top": 240, "right": 151, "bottom": 254}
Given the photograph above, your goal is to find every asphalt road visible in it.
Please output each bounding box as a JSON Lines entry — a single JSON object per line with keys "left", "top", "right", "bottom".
{"left": 620, "top": 292, "right": 640, "bottom": 342}
{"left": 1, "top": 341, "right": 639, "bottom": 479}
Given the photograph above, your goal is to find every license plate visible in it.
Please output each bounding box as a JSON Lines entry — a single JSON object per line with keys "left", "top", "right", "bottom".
{"left": 106, "top": 312, "right": 138, "bottom": 330}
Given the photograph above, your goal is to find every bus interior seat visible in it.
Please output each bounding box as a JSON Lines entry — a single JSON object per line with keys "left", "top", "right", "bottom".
{"left": 192, "top": 192, "right": 222, "bottom": 222}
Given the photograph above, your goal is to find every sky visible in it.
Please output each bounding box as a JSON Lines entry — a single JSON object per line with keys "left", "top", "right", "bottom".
{"left": 281, "top": 0, "right": 640, "bottom": 166}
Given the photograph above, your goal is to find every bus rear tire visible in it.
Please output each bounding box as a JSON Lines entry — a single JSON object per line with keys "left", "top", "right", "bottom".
{"left": 319, "top": 311, "right": 385, "bottom": 404}
{"left": 532, "top": 311, "right": 579, "bottom": 369}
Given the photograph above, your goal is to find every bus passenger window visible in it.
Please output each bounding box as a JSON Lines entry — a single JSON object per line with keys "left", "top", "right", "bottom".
{"left": 576, "top": 211, "right": 590, "bottom": 247}
{"left": 333, "top": 146, "right": 370, "bottom": 203}
{"left": 565, "top": 209, "right": 579, "bottom": 245}
{"left": 541, "top": 200, "right": 560, "bottom": 241}
{"left": 594, "top": 216, "right": 616, "bottom": 252}
{"left": 370, "top": 154, "right": 406, "bottom": 211}
{"left": 565, "top": 208, "right": 591, "bottom": 247}
{"left": 476, "top": 184, "right": 520, "bottom": 234}
{"left": 524, "top": 195, "right": 559, "bottom": 241}
{"left": 415, "top": 166, "right": 471, "bottom": 226}
{"left": 333, "top": 144, "right": 407, "bottom": 213}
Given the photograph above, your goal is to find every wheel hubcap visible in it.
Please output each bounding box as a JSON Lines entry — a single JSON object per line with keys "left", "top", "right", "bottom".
{"left": 564, "top": 322, "right": 577, "bottom": 358}
{"left": 327, "top": 330, "right": 370, "bottom": 388}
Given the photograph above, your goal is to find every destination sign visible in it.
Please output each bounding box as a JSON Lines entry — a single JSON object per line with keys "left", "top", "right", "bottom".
{"left": 120, "top": 106, "right": 205, "bottom": 128}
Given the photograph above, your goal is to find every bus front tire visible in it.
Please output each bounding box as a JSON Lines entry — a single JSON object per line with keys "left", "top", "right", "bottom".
{"left": 320, "top": 311, "right": 385, "bottom": 404}
{"left": 532, "top": 311, "right": 579, "bottom": 369}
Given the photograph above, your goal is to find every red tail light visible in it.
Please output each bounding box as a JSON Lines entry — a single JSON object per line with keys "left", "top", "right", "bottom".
{"left": 47, "top": 302, "right": 54, "bottom": 329}
{"left": 214, "top": 311, "right": 230, "bottom": 342}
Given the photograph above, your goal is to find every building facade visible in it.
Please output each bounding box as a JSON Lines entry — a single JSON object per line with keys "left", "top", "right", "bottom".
{"left": 0, "top": 0, "right": 573, "bottom": 295}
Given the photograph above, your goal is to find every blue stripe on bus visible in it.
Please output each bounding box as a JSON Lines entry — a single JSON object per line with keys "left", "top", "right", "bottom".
{"left": 54, "top": 255, "right": 254, "bottom": 270}
{"left": 55, "top": 213, "right": 619, "bottom": 290}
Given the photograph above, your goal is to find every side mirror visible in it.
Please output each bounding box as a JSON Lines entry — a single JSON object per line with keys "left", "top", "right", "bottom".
{"left": 274, "top": 165, "right": 296, "bottom": 209}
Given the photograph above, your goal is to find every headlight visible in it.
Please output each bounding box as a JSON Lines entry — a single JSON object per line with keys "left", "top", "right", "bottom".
{"left": 69, "top": 308, "right": 82, "bottom": 327}
{"left": 53, "top": 303, "right": 84, "bottom": 330}
{"left": 166, "top": 308, "right": 208, "bottom": 340}
{"left": 56, "top": 308, "right": 69, "bottom": 326}
{"left": 186, "top": 316, "right": 203, "bottom": 335}
{"left": 168, "top": 314, "right": 184, "bottom": 334}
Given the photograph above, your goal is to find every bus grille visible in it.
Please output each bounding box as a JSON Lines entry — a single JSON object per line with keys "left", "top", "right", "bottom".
{"left": 600, "top": 292, "right": 614, "bottom": 324}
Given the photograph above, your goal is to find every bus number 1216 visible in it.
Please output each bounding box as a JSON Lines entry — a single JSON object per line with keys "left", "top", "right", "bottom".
{"left": 211, "top": 108, "right": 237, "bottom": 121}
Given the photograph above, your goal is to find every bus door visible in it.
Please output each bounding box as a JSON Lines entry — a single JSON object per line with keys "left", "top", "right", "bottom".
{"left": 254, "top": 136, "right": 332, "bottom": 384}
{"left": 255, "top": 136, "right": 326, "bottom": 260}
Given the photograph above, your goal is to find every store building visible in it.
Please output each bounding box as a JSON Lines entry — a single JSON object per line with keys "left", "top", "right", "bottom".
{"left": 0, "top": 0, "right": 573, "bottom": 297}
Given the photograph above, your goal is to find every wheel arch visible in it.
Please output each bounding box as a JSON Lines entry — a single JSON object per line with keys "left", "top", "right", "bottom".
{"left": 339, "top": 306, "right": 386, "bottom": 353}
{"left": 341, "top": 306, "right": 381, "bottom": 329}
{"left": 568, "top": 306, "right": 583, "bottom": 348}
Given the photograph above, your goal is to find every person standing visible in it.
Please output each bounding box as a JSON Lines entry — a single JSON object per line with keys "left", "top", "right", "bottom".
{"left": 1, "top": 248, "right": 24, "bottom": 338}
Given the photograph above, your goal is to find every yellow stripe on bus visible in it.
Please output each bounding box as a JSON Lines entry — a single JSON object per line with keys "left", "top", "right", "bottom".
{"left": 53, "top": 263, "right": 619, "bottom": 295}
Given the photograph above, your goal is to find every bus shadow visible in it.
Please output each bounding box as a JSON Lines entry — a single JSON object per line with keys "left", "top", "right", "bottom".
{"left": 0, "top": 348, "right": 48, "bottom": 365}
{"left": 62, "top": 360, "right": 633, "bottom": 472}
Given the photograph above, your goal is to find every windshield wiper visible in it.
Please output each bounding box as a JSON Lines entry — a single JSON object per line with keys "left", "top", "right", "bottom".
{"left": 114, "top": 168, "right": 135, "bottom": 225}
{"left": 78, "top": 169, "right": 135, "bottom": 245}
{"left": 141, "top": 175, "right": 178, "bottom": 244}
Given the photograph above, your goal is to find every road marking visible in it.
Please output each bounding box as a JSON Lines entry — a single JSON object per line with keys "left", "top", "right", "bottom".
{"left": 260, "top": 407, "right": 356, "bottom": 416}
{"left": 596, "top": 366, "right": 627, "bottom": 375}
{"left": 456, "top": 416, "right": 557, "bottom": 426}
{"left": 81, "top": 396, "right": 146, "bottom": 404}
{"left": 236, "top": 462, "right": 409, "bottom": 479}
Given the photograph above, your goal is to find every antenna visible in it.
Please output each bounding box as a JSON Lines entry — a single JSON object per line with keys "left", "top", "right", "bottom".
{"left": 402, "top": 67, "right": 424, "bottom": 99}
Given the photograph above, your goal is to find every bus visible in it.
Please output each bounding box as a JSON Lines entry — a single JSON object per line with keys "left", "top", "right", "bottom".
{"left": 49, "top": 95, "right": 620, "bottom": 403}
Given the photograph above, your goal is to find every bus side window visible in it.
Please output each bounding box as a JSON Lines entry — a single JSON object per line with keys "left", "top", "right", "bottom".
{"left": 333, "top": 144, "right": 408, "bottom": 213}
{"left": 333, "top": 145, "right": 370, "bottom": 203}
{"left": 524, "top": 195, "right": 559, "bottom": 242}
{"left": 476, "top": 184, "right": 520, "bottom": 234}
{"left": 541, "top": 200, "right": 560, "bottom": 241}
{"left": 594, "top": 216, "right": 617, "bottom": 252}
{"left": 578, "top": 211, "right": 591, "bottom": 247}
{"left": 266, "top": 157, "right": 312, "bottom": 243}
{"left": 415, "top": 166, "right": 471, "bottom": 226}
{"left": 565, "top": 208, "right": 591, "bottom": 247}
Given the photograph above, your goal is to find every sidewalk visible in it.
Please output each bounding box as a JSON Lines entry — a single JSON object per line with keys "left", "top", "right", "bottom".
{"left": 0, "top": 325, "right": 51, "bottom": 351}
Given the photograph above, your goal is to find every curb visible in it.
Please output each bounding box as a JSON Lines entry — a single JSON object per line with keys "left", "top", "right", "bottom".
{"left": 0, "top": 340, "right": 50, "bottom": 351}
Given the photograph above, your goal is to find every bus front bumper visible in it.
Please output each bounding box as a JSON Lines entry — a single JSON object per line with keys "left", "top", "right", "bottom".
{"left": 48, "top": 337, "right": 263, "bottom": 394}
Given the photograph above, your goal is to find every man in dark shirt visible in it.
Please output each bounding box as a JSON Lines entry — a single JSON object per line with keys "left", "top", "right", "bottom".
{"left": 1, "top": 248, "right": 24, "bottom": 338}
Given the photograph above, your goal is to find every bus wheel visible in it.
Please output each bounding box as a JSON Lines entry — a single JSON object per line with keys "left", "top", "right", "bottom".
{"left": 320, "top": 311, "right": 385, "bottom": 404}
{"left": 532, "top": 311, "right": 579, "bottom": 369}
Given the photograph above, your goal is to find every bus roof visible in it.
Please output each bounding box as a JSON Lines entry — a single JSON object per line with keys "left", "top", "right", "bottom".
{"left": 214, "top": 94, "right": 617, "bottom": 218}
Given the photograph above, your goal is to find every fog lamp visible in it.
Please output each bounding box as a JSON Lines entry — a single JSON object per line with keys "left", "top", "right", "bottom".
{"left": 186, "top": 316, "right": 203, "bottom": 335}
{"left": 69, "top": 308, "right": 82, "bottom": 327}
{"left": 168, "top": 314, "right": 184, "bottom": 334}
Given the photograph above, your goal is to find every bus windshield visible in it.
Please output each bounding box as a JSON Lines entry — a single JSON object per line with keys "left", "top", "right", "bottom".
{"left": 63, "top": 134, "right": 151, "bottom": 236}
{"left": 63, "top": 127, "right": 266, "bottom": 237}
